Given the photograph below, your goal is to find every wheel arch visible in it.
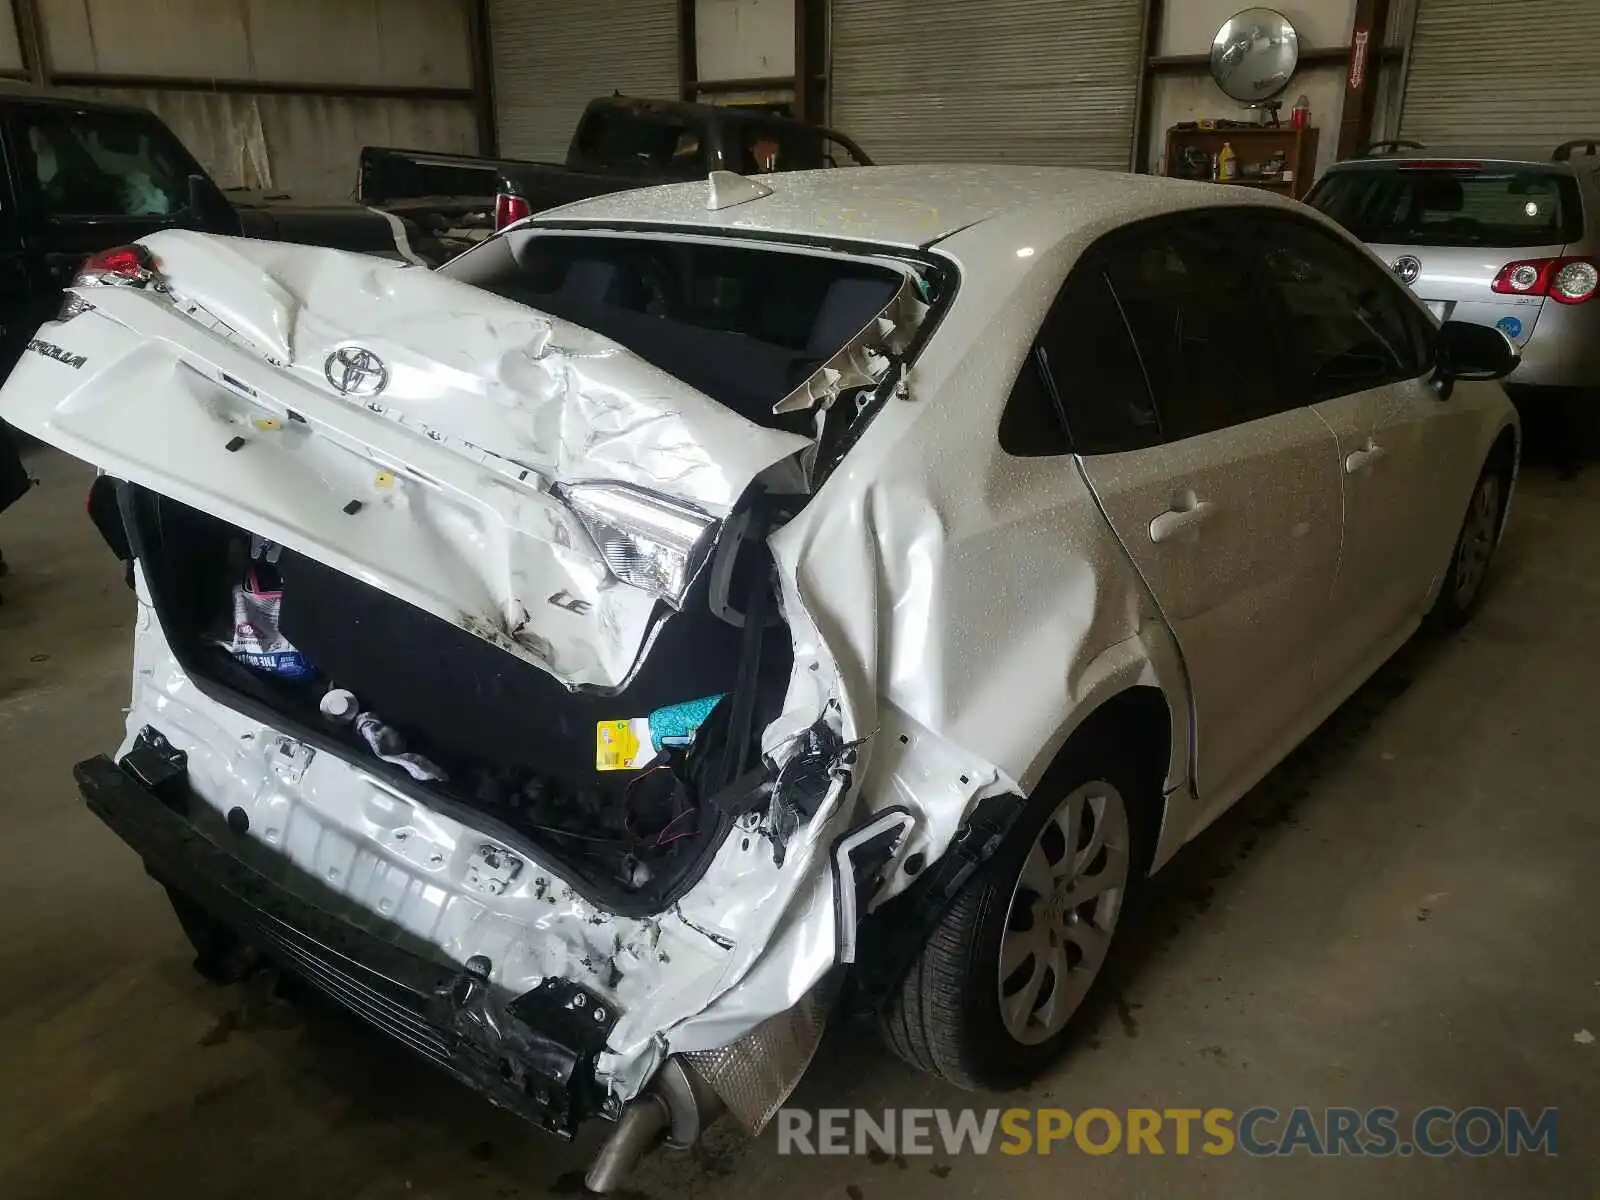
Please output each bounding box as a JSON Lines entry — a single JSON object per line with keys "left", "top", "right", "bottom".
{"left": 1488, "top": 422, "right": 1519, "bottom": 471}
{"left": 1488, "top": 421, "right": 1519, "bottom": 529}
{"left": 1478, "top": 419, "right": 1516, "bottom": 540}
{"left": 1028, "top": 683, "right": 1174, "bottom": 879}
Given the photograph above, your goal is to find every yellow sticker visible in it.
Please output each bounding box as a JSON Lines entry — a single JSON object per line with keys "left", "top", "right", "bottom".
{"left": 596, "top": 719, "right": 642, "bottom": 771}
{"left": 252, "top": 416, "right": 282, "bottom": 432}
{"left": 374, "top": 471, "right": 395, "bottom": 490}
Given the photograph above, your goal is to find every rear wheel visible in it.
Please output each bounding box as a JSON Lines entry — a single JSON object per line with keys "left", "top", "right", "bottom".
{"left": 1431, "top": 462, "right": 1505, "bottom": 627}
{"left": 879, "top": 746, "right": 1143, "bottom": 1089}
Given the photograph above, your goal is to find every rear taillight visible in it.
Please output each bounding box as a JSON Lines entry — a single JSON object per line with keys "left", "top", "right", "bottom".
{"left": 1491, "top": 256, "right": 1599, "bottom": 304}
{"left": 73, "top": 244, "right": 157, "bottom": 288}
{"left": 1550, "top": 259, "right": 1600, "bottom": 303}
{"left": 1492, "top": 259, "right": 1553, "bottom": 295}
{"left": 494, "top": 191, "right": 532, "bottom": 231}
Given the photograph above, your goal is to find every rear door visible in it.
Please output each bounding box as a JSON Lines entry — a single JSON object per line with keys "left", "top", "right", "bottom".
{"left": 1239, "top": 209, "right": 1473, "bottom": 687}
{"left": 1309, "top": 162, "right": 1582, "bottom": 349}
{"left": 1057, "top": 213, "right": 1344, "bottom": 802}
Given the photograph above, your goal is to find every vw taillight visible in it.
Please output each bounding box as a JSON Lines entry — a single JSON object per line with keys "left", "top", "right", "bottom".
{"left": 1491, "top": 256, "right": 1599, "bottom": 304}
{"left": 1549, "top": 259, "right": 1600, "bottom": 303}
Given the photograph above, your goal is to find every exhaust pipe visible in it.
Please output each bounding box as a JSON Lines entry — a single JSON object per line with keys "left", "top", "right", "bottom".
{"left": 584, "top": 1057, "right": 725, "bottom": 1193}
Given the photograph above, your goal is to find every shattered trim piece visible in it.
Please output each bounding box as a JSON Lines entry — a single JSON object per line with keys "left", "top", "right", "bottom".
{"left": 772, "top": 274, "right": 929, "bottom": 415}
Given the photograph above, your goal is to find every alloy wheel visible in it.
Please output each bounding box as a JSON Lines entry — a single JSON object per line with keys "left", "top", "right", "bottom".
{"left": 1454, "top": 474, "right": 1501, "bottom": 610}
{"left": 998, "top": 779, "right": 1131, "bottom": 1045}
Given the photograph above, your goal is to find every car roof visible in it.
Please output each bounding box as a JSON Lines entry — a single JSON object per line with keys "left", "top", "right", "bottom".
{"left": 533, "top": 163, "right": 1294, "bottom": 249}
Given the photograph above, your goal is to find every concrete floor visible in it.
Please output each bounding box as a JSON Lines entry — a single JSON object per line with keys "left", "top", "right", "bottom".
{"left": 1, "top": 443, "right": 1595, "bottom": 1199}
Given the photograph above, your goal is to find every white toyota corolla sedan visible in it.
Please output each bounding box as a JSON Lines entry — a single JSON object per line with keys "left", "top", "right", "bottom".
{"left": 0, "top": 164, "right": 1518, "bottom": 1189}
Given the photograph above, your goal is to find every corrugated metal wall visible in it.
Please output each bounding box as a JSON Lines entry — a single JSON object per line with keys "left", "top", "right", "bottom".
{"left": 0, "top": 2, "right": 21, "bottom": 70}
{"left": 1398, "top": 0, "right": 1600, "bottom": 152}
{"left": 829, "top": 0, "right": 1147, "bottom": 169}
{"left": 2, "top": 0, "right": 477, "bottom": 200}
{"left": 40, "top": 0, "right": 471, "bottom": 85}
{"left": 489, "top": 0, "right": 680, "bottom": 159}
{"left": 85, "top": 88, "right": 477, "bottom": 198}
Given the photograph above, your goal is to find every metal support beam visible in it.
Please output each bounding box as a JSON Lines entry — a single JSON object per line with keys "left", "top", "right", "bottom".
{"left": 467, "top": 0, "right": 498, "bottom": 157}
{"left": 678, "top": 0, "right": 698, "bottom": 102}
{"left": 46, "top": 71, "right": 473, "bottom": 102}
{"left": 1336, "top": 0, "right": 1393, "bottom": 159}
{"left": 12, "top": 0, "right": 48, "bottom": 88}
{"left": 793, "top": 0, "right": 810, "bottom": 121}
{"left": 689, "top": 74, "right": 801, "bottom": 95}
{"left": 1132, "top": 0, "right": 1164, "bottom": 173}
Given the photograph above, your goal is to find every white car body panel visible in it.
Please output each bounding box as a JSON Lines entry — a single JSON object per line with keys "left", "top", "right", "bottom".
{"left": 0, "top": 165, "right": 1519, "bottom": 1126}
{"left": 1074, "top": 407, "right": 1344, "bottom": 803}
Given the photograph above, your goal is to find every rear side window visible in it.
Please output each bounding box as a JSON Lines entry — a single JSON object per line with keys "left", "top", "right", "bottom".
{"left": 1310, "top": 167, "right": 1583, "bottom": 247}
{"left": 733, "top": 124, "right": 869, "bottom": 173}
{"left": 999, "top": 261, "right": 1161, "bottom": 457}
{"left": 1245, "top": 212, "right": 1432, "bottom": 399}
{"left": 19, "top": 111, "right": 192, "bottom": 219}
{"left": 997, "top": 352, "right": 1069, "bottom": 456}
{"left": 1100, "top": 216, "right": 1282, "bottom": 441}
{"left": 1035, "top": 268, "right": 1158, "bottom": 454}
{"left": 572, "top": 110, "right": 705, "bottom": 178}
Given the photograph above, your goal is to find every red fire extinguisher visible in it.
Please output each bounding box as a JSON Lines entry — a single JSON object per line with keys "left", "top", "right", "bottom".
{"left": 1291, "top": 94, "right": 1310, "bottom": 130}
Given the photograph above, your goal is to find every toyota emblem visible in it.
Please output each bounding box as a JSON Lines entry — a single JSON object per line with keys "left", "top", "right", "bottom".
{"left": 324, "top": 346, "right": 389, "bottom": 397}
{"left": 1391, "top": 255, "right": 1421, "bottom": 286}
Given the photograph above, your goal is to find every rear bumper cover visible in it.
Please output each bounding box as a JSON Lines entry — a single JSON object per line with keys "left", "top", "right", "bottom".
{"left": 76, "top": 752, "right": 615, "bottom": 1138}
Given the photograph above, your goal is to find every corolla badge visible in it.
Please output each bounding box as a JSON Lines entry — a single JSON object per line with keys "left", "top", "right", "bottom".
{"left": 324, "top": 346, "right": 389, "bottom": 397}
{"left": 1391, "top": 255, "right": 1421, "bottom": 285}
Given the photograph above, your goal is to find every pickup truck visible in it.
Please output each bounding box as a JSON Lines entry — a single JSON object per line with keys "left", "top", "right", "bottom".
{"left": 358, "top": 95, "right": 873, "bottom": 232}
{"left": 0, "top": 87, "right": 442, "bottom": 378}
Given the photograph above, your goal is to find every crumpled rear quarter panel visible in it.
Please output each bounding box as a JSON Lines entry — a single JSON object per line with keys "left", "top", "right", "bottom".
{"left": 772, "top": 202, "right": 1194, "bottom": 896}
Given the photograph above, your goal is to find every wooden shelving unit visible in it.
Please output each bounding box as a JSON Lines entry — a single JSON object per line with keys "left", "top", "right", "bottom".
{"left": 1163, "top": 125, "right": 1320, "bottom": 201}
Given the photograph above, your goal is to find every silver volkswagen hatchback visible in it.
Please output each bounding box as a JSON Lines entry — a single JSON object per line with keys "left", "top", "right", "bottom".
{"left": 1308, "top": 142, "right": 1600, "bottom": 417}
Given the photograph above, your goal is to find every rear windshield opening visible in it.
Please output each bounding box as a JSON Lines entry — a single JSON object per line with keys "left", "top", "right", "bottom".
{"left": 444, "top": 233, "right": 907, "bottom": 433}
{"left": 572, "top": 111, "right": 706, "bottom": 178}
{"left": 1310, "top": 168, "right": 1584, "bottom": 248}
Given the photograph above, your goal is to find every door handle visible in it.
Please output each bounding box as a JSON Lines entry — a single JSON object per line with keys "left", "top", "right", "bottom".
{"left": 1345, "top": 440, "right": 1387, "bottom": 474}
{"left": 1149, "top": 498, "right": 1215, "bottom": 543}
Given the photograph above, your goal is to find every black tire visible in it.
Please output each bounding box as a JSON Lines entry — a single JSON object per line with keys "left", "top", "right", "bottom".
{"left": 878, "top": 741, "right": 1147, "bottom": 1090}
{"left": 1430, "top": 458, "right": 1508, "bottom": 629}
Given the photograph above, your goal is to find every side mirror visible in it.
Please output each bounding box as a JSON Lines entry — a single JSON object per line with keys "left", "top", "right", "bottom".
{"left": 1433, "top": 320, "right": 1518, "bottom": 397}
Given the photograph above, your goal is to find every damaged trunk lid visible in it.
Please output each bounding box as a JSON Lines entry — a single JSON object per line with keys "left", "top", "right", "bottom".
{"left": 4, "top": 230, "right": 809, "bottom": 690}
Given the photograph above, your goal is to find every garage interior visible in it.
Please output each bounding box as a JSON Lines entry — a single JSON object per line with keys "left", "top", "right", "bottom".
{"left": 1, "top": 0, "right": 1597, "bottom": 1197}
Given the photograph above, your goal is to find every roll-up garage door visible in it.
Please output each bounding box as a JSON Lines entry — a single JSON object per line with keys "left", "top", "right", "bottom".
{"left": 1400, "top": 0, "right": 1600, "bottom": 152}
{"left": 830, "top": 0, "right": 1145, "bottom": 169}
{"left": 489, "top": 0, "right": 679, "bottom": 159}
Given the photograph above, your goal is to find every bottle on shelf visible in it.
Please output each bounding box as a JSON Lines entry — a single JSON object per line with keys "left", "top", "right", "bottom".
{"left": 1217, "top": 142, "right": 1238, "bottom": 182}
